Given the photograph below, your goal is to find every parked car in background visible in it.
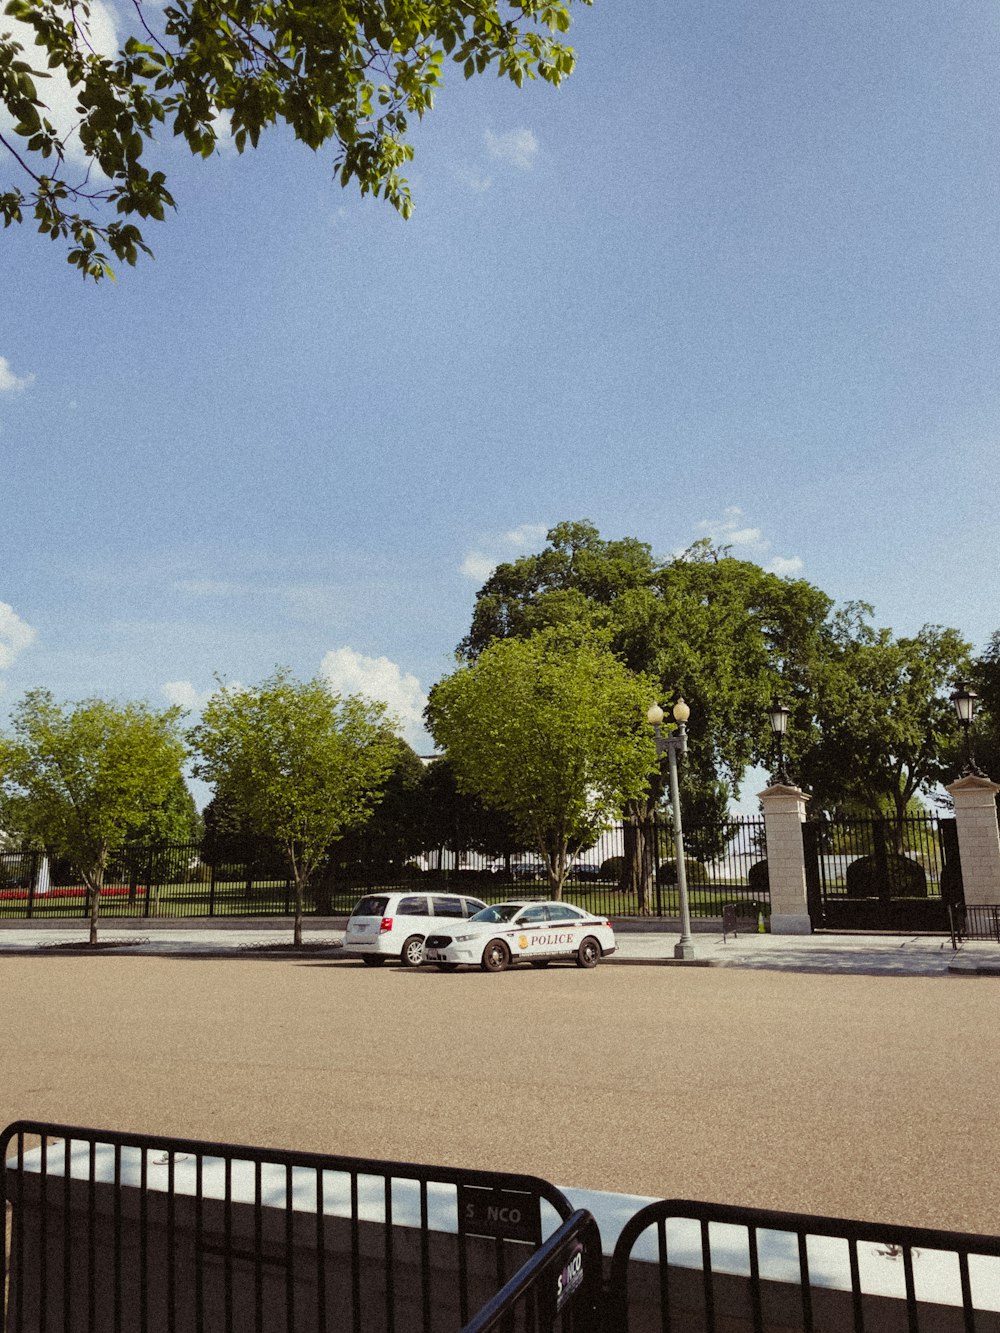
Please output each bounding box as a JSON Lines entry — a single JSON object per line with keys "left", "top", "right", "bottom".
{"left": 510, "top": 858, "right": 549, "bottom": 881}
{"left": 423, "top": 901, "right": 616, "bottom": 973}
{"left": 343, "top": 891, "right": 488, "bottom": 967}
{"left": 567, "top": 862, "right": 602, "bottom": 883}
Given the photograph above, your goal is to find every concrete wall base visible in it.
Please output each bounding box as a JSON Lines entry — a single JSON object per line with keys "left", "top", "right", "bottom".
{"left": 770, "top": 913, "right": 812, "bottom": 935}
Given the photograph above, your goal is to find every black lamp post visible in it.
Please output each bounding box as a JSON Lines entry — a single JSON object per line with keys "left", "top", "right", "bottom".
{"left": 951, "top": 681, "right": 985, "bottom": 777}
{"left": 647, "top": 699, "right": 694, "bottom": 960}
{"left": 767, "top": 695, "right": 793, "bottom": 786}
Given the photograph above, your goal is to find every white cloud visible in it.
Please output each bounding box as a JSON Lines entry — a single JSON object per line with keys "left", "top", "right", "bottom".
{"left": 692, "top": 506, "right": 803, "bottom": 577}
{"left": 0, "top": 357, "right": 34, "bottom": 395}
{"left": 460, "top": 552, "right": 499, "bottom": 583}
{"left": 161, "top": 680, "right": 216, "bottom": 713}
{"left": 503, "top": 523, "right": 548, "bottom": 549}
{"left": 453, "top": 166, "right": 493, "bottom": 194}
{"left": 0, "top": 0, "right": 119, "bottom": 169}
{"left": 485, "top": 127, "right": 539, "bottom": 170}
{"left": 460, "top": 522, "right": 548, "bottom": 583}
{"left": 768, "top": 555, "right": 804, "bottom": 577}
{"left": 0, "top": 602, "right": 36, "bottom": 669}
{"left": 320, "top": 647, "right": 428, "bottom": 748}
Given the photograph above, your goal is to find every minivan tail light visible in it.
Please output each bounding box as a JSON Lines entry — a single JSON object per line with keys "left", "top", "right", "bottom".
{"left": 380, "top": 917, "right": 393, "bottom": 933}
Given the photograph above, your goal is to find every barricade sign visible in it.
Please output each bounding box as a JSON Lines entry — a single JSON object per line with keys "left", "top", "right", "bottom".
{"left": 458, "top": 1183, "right": 542, "bottom": 1244}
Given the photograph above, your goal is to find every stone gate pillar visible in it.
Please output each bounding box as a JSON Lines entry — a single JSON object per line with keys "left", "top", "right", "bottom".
{"left": 946, "top": 774, "right": 1000, "bottom": 905}
{"left": 758, "top": 783, "right": 812, "bottom": 934}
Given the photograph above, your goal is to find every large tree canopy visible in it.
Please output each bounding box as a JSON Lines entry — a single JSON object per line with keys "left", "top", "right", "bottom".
{"left": 188, "top": 668, "right": 398, "bottom": 941}
{"left": 0, "top": 0, "right": 586, "bottom": 278}
{"left": 426, "top": 628, "right": 658, "bottom": 897}
{"left": 0, "top": 688, "right": 187, "bottom": 942}
{"left": 793, "top": 607, "right": 971, "bottom": 823}
{"left": 461, "top": 520, "right": 833, "bottom": 793}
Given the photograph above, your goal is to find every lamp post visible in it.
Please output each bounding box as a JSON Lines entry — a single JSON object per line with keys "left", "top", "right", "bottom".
{"left": 767, "top": 695, "right": 793, "bottom": 786}
{"left": 951, "top": 681, "right": 985, "bottom": 777}
{"left": 647, "top": 698, "right": 694, "bottom": 960}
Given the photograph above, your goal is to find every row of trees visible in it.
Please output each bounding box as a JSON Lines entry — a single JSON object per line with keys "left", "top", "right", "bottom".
{"left": 0, "top": 674, "right": 399, "bottom": 943}
{"left": 2, "top": 518, "right": 997, "bottom": 937}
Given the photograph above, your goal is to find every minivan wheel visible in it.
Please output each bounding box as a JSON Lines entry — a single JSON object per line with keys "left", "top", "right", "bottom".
{"left": 576, "top": 937, "right": 601, "bottom": 969}
{"left": 361, "top": 955, "right": 385, "bottom": 968}
{"left": 481, "top": 939, "right": 510, "bottom": 973}
{"left": 400, "top": 935, "right": 425, "bottom": 967}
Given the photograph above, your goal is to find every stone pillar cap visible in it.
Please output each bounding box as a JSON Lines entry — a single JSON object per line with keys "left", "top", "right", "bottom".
{"left": 946, "top": 773, "right": 1000, "bottom": 796}
{"left": 757, "top": 783, "right": 811, "bottom": 801}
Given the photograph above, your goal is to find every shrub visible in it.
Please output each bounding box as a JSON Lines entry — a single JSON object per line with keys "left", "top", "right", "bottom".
{"left": 599, "top": 856, "right": 625, "bottom": 883}
{"left": 845, "top": 853, "right": 927, "bottom": 899}
{"left": 656, "top": 858, "right": 707, "bottom": 886}
{"left": 747, "top": 860, "right": 770, "bottom": 895}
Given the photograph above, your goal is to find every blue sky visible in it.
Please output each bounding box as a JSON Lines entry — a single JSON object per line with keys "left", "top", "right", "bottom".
{"left": 2, "top": 0, "right": 999, "bottom": 787}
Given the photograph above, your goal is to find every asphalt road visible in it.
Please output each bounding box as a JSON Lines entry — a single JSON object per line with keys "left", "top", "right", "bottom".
{"left": 2, "top": 954, "right": 997, "bottom": 1236}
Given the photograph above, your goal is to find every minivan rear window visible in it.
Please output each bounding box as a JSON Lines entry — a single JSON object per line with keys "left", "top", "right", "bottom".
{"left": 351, "top": 896, "right": 389, "bottom": 918}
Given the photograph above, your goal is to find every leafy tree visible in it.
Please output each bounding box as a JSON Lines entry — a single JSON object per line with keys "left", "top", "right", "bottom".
{"left": 416, "top": 755, "right": 522, "bottom": 870}
{"left": 330, "top": 736, "right": 428, "bottom": 879}
{"left": 126, "top": 772, "right": 203, "bottom": 844}
{"left": 0, "top": 689, "right": 187, "bottom": 942}
{"left": 426, "top": 629, "right": 658, "bottom": 897}
{"left": 461, "top": 521, "right": 833, "bottom": 794}
{"left": 0, "top": 0, "right": 587, "bottom": 279}
{"left": 188, "top": 669, "right": 397, "bottom": 942}
{"left": 459, "top": 519, "right": 832, "bottom": 904}
{"left": 794, "top": 608, "right": 972, "bottom": 833}
{"left": 969, "top": 631, "right": 1000, "bottom": 787}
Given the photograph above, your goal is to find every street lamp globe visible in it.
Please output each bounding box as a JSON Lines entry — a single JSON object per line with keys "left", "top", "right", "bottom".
{"left": 672, "top": 698, "right": 691, "bottom": 724}
{"left": 767, "top": 696, "right": 790, "bottom": 737}
{"left": 647, "top": 703, "right": 665, "bottom": 727}
{"left": 951, "top": 681, "right": 978, "bottom": 727}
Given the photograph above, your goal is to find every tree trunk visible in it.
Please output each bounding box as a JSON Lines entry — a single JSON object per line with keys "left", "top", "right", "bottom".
{"left": 621, "top": 804, "right": 656, "bottom": 915}
{"left": 87, "top": 865, "right": 105, "bottom": 945}
{"left": 293, "top": 877, "right": 305, "bottom": 946}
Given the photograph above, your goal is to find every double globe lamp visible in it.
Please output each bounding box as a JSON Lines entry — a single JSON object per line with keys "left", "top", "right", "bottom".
{"left": 647, "top": 698, "right": 695, "bottom": 960}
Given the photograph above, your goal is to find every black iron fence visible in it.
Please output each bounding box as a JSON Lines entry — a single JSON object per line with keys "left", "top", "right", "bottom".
{"left": 1, "top": 1120, "right": 573, "bottom": 1333}
{"left": 608, "top": 1195, "right": 1000, "bottom": 1332}
{"left": 0, "top": 816, "right": 769, "bottom": 922}
{"left": 803, "top": 814, "right": 959, "bottom": 932}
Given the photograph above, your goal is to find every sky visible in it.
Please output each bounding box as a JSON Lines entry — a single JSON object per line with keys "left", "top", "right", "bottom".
{"left": 2, "top": 1, "right": 1000, "bottom": 802}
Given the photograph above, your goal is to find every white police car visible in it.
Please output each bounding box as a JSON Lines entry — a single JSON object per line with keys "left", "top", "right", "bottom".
{"left": 422, "top": 901, "right": 616, "bottom": 972}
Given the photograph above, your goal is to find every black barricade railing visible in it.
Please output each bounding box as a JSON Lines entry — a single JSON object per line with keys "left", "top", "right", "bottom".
{"left": 607, "top": 1196, "right": 1000, "bottom": 1333}
{"left": 459, "top": 1210, "right": 602, "bottom": 1333}
{"left": 951, "top": 903, "right": 1000, "bottom": 943}
{"left": 0, "top": 817, "right": 769, "bottom": 922}
{"left": 1, "top": 1121, "right": 573, "bottom": 1333}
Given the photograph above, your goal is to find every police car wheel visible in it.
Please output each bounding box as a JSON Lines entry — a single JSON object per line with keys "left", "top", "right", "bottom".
{"left": 361, "top": 955, "right": 385, "bottom": 968}
{"left": 576, "top": 937, "right": 601, "bottom": 969}
{"left": 400, "top": 935, "right": 424, "bottom": 967}
{"left": 529, "top": 961, "right": 550, "bottom": 969}
{"left": 481, "top": 939, "right": 510, "bottom": 972}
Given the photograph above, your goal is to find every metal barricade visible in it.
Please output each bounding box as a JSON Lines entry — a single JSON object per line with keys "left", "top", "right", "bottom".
{"left": 460, "top": 1210, "right": 602, "bottom": 1332}
{"left": 1, "top": 1120, "right": 573, "bottom": 1333}
{"left": 607, "top": 1196, "right": 1000, "bottom": 1332}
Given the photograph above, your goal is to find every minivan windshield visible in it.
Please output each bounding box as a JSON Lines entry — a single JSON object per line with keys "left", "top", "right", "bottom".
{"left": 469, "top": 903, "right": 524, "bottom": 924}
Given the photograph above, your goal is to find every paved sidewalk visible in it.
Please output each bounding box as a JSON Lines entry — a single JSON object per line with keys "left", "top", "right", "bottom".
{"left": 0, "top": 919, "right": 996, "bottom": 975}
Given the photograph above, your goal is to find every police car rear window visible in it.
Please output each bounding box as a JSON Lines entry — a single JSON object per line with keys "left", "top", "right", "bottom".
{"left": 351, "top": 896, "right": 389, "bottom": 918}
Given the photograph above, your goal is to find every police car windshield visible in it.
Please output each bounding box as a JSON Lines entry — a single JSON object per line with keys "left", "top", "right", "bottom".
{"left": 470, "top": 904, "right": 524, "bottom": 924}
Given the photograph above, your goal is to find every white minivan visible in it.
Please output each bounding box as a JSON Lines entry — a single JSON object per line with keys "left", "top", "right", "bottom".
{"left": 343, "top": 890, "right": 489, "bottom": 967}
